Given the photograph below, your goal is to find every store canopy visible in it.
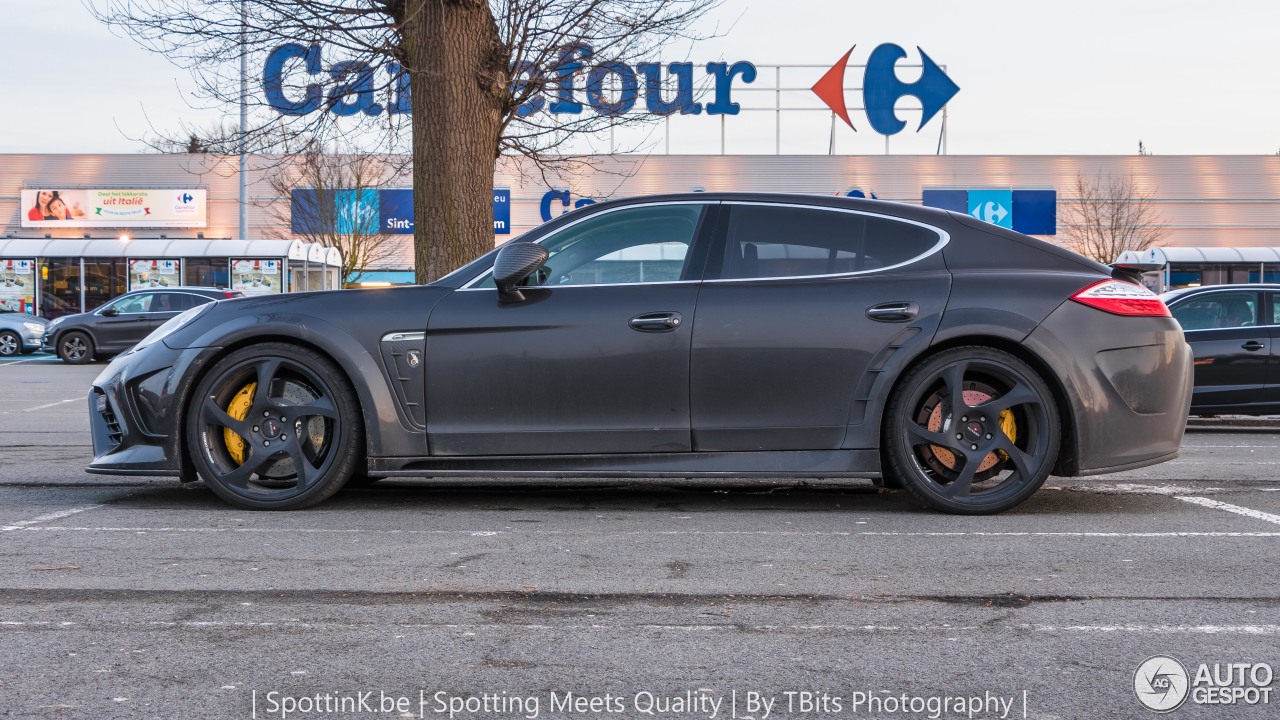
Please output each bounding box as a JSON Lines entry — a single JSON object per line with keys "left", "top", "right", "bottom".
{"left": 0, "top": 237, "right": 340, "bottom": 266}
{"left": 1118, "top": 247, "right": 1280, "bottom": 265}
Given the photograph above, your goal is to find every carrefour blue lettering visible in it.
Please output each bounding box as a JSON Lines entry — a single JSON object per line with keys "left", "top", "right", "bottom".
{"left": 263, "top": 44, "right": 754, "bottom": 118}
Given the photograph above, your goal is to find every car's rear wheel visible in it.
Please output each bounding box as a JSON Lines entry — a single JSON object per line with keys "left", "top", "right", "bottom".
{"left": 883, "top": 346, "right": 1060, "bottom": 514}
{"left": 0, "top": 330, "right": 20, "bottom": 357}
{"left": 58, "top": 331, "right": 94, "bottom": 365}
{"left": 186, "top": 343, "right": 363, "bottom": 510}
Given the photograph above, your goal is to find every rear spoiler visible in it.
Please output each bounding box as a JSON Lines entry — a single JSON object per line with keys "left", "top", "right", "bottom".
{"left": 1109, "top": 262, "right": 1163, "bottom": 284}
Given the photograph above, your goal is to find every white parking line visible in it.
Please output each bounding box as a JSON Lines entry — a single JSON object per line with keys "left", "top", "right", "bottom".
{"left": 10, "top": 526, "right": 1280, "bottom": 538}
{"left": 1176, "top": 496, "right": 1280, "bottom": 526}
{"left": 0, "top": 505, "right": 102, "bottom": 533}
{"left": 23, "top": 398, "right": 81, "bottom": 412}
{"left": 0, "top": 619, "right": 1275, "bottom": 636}
{"left": 0, "top": 356, "right": 51, "bottom": 367}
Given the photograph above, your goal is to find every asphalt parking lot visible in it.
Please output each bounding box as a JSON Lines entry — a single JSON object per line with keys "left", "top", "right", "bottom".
{"left": 2, "top": 354, "right": 1277, "bottom": 719}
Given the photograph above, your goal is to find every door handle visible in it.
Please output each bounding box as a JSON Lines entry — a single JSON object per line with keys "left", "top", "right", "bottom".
{"left": 629, "top": 312, "right": 682, "bottom": 333}
{"left": 866, "top": 302, "right": 919, "bottom": 322}
{"left": 1242, "top": 340, "right": 1266, "bottom": 351}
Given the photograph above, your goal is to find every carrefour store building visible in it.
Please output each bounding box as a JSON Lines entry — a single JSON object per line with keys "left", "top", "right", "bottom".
{"left": 3, "top": 46, "right": 1279, "bottom": 316}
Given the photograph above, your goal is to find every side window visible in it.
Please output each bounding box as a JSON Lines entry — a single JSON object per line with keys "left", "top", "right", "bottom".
{"left": 477, "top": 204, "right": 704, "bottom": 287}
{"left": 1271, "top": 293, "right": 1279, "bottom": 326}
{"left": 720, "top": 205, "right": 939, "bottom": 279}
{"left": 112, "top": 293, "right": 153, "bottom": 314}
{"left": 164, "top": 293, "right": 207, "bottom": 312}
{"left": 1171, "top": 292, "right": 1259, "bottom": 331}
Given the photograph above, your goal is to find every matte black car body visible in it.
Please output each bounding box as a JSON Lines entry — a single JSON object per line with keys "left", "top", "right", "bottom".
{"left": 43, "top": 287, "right": 241, "bottom": 363}
{"left": 1162, "top": 283, "right": 1280, "bottom": 414}
{"left": 86, "top": 194, "right": 1193, "bottom": 513}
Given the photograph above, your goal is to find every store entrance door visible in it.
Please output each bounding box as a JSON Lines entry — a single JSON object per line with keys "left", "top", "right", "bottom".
{"left": 40, "top": 258, "right": 83, "bottom": 319}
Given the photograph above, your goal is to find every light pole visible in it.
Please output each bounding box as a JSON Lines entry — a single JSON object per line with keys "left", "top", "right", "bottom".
{"left": 238, "top": 0, "right": 248, "bottom": 241}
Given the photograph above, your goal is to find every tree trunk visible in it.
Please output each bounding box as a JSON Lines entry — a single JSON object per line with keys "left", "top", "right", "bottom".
{"left": 403, "top": 0, "right": 504, "bottom": 283}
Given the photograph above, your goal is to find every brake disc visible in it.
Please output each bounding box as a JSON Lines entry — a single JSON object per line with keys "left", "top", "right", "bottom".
{"left": 918, "top": 384, "right": 1018, "bottom": 480}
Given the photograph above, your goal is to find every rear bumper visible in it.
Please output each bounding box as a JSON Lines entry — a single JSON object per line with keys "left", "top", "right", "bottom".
{"left": 1025, "top": 302, "right": 1193, "bottom": 476}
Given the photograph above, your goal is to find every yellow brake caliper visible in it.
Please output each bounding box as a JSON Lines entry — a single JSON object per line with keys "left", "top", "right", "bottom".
{"left": 996, "top": 408, "right": 1017, "bottom": 460}
{"left": 223, "top": 382, "right": 257, "bottom": 465}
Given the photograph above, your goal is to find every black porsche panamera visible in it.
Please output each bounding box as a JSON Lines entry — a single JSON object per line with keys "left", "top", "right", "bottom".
{"left": 87, "top": 193, "right": 1193, "bottom": 514}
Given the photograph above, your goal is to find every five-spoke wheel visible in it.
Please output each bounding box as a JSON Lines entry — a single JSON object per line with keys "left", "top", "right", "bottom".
{"left": 883, "top": 347, "right": 1060, "bottom": 514}
{"left": 0, "top": 330, "right": 21, "bottom": 357}
{"left": 186, "top": 343, "right": 363, "bottom": 509}
{"left": 58, "top": 331, "right": 93, "bottom": 364}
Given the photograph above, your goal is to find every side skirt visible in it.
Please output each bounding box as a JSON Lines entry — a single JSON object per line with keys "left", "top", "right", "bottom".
{"left": 368, "top": 449, "right": 881, "bottom": 479}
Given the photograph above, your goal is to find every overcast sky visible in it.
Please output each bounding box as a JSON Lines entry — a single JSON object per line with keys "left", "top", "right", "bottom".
{"left": 3, "top": 1, "right": 1276, "bottom": 155}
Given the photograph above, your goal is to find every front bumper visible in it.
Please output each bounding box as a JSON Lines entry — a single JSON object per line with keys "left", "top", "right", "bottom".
{"left": 86, "top": 342, "right": 219, "bottom": 477}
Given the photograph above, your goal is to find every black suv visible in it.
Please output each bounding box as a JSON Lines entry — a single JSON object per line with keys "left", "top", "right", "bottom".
{"left": 42, "top": 287, "right": 243, "bottom": 364}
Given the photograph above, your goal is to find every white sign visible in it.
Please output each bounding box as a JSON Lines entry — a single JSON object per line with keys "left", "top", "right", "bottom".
{"left": 231, "top": 259, "right": 282, "bottom": 296}
{"left": 21, "top": 189, "right": 207, "bottom": 228}
{"left": 129, "top": 259, "right": 180, "bottom": 292}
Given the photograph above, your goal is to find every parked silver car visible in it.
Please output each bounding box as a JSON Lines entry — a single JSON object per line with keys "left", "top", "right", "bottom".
{"left": 0, "top": 308, "right": 47, "bottom": 357}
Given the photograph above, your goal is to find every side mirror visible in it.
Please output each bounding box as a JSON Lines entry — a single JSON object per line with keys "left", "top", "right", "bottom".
{"left": 492, "top": 242, "right": 549, "bottom": 304}
{"left": 100, "top": 306, "right": 118, "bottom": 317}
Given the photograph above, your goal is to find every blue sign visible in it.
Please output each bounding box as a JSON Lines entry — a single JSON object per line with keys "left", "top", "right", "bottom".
{"left": 922, "top": 189, "right": 1057, "bottom": 235}
{"left": 292, "top": 189, "right": 512, "bottom": 235}
{"left": 264, "top": 43, "right": 756, "bottom": 119}
{"left": 492, "top": 189, "right": 511, "bottom": 234}
{"left": 967, "top": 190, "right": 1013, "bottom": 229}
{"left": 862, "top": 45, "right": 959, "bottom": 137}
{"left": 813, "top": 44, "right": 958, "bottom": 137}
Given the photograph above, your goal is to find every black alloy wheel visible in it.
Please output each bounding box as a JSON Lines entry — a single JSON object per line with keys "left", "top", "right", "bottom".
{"left": 883, "top": 346, "right": 1060, "bottom": 514}
{"left": 186, "top": 343, "right": 363, "bottom": 510}
{"left": 0, "top": 330, "right": 20, "bottom": 357}
{"left": 58, "top": 331, "right": 94, "bottom": 365}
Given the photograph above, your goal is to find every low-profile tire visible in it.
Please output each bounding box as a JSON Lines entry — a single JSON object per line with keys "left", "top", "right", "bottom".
{"left": 0, "top": 330, "right": 20, "bottom": 358}
{"left": 57, "top": 331, "right": 94, "bottom": 365}
{"left": 882, "top": 346, "right": 1060, "bottom": 515}
{"left": 185, "top": 342, "right": 363, "bottom": 510}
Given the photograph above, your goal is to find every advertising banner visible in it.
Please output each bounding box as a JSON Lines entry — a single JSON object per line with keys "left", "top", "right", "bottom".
{"left": 129, "top": 259, "right": 180, "bottom": 292}
{"left": 291, "top": 188, "right": 511, "bottom": 236}
{"left": 21, "top": 189, "right": 207, "bottom": 229}
{"left": 0, "top": 259, "right": 36, "bottom": 314}
{"left": 231, "top": 259, "right": 283, "bottom": 296}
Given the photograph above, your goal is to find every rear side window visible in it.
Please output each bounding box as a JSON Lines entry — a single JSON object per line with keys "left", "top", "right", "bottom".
{"left": 1171, "top": 292, "right": 1259, "bottom": 331}
{"left": 720, "top": 205, "right": 940, "bottom": 279}
{"left": 164, "top": 293, "right": 208, "bottom": 312}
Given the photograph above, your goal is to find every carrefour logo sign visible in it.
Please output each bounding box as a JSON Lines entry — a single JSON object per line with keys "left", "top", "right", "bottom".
{"left": 812, "top": 44, "right": 959, "bottom": 136}
{"left": 262, "top": 42, "right": 958, "bottom": 137}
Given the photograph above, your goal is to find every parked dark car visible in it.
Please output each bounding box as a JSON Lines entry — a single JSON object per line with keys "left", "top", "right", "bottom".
{"left": 86, "top": 194, "right": 1192, "bottom": 514}
{"left": 43, "top": 287, "right": 243, "bottom": 364}
{"left": 0, "top": 308, "right": 47, "bottom": 357}
{"left": 1162, "top": 283, "right": 1280, "bottom": 415}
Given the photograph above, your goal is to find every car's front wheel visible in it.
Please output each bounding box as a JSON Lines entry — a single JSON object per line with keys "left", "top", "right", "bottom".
{"left": 0, "top": 330, "right": 20, "bottom": 357}
{"left": 57, "top": 331, "right": 94, "bottom": 364}
{"left": 186, "top": 343, "right": 363, "bottom": 510}
{"left": 882, "top": 346, "right": 1060, "bottom": 514}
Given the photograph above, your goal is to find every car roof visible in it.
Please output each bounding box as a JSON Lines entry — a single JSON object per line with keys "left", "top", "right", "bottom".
{"left": 119, "top": 286, "right": 234, "bottom": 295}
{"left": 1163, "top": 284, "right": 1280, "bottom": 302}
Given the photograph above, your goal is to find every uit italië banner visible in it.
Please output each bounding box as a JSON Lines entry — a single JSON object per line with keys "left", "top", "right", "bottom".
{"left": 21, "top": 189, "right": 207, "bottom": 229}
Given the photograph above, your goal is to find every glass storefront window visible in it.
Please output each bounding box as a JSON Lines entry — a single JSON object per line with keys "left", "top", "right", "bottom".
{"left": 83, "top": 259, "right": 128, "bottom": 311}
{"left": 185, "top": 258, "right": 230, "bottom": 288}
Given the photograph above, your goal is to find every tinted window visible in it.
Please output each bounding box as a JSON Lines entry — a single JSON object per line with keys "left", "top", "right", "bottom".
{"left": 477, "top": 204, "right": 704, "bottom": 287}
{"left": 1271, "top": 293, "right": 1279, "bottom": 326}
{"left": 111, "top": 293, "right": 154, "bottom": 314}
{"left": 1171, "top": 292, "right": 1258, "bottom": 331}
{"left": 720, "top": 205, "right": 939, "bottom": 279}
{"left": 160, "top": 293, "right": 208, "bottom": 312}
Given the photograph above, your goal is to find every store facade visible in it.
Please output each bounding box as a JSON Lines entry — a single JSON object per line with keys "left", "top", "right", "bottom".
{"left": 2, "top": 153, "right": 1278, "bottom": 316}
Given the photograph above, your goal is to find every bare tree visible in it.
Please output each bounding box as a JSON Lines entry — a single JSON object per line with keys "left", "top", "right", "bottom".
{"left": 1059, "top": 172, "right": 1168, "bottom": 264}
{"left": 89, "top": 0, "right": 725, "bottom": 282}
{"left": 264, "top": 146, "right": 408, "bottom": 284}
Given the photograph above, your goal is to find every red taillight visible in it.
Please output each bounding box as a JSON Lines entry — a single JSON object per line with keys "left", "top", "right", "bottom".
{"left": 1070, "top": 279, "right": 1171, "bottom": 317}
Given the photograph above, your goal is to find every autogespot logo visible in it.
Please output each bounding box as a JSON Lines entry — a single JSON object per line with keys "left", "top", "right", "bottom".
{"left": 1135, "top": 656, "right": 1190, "bottom": 712}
